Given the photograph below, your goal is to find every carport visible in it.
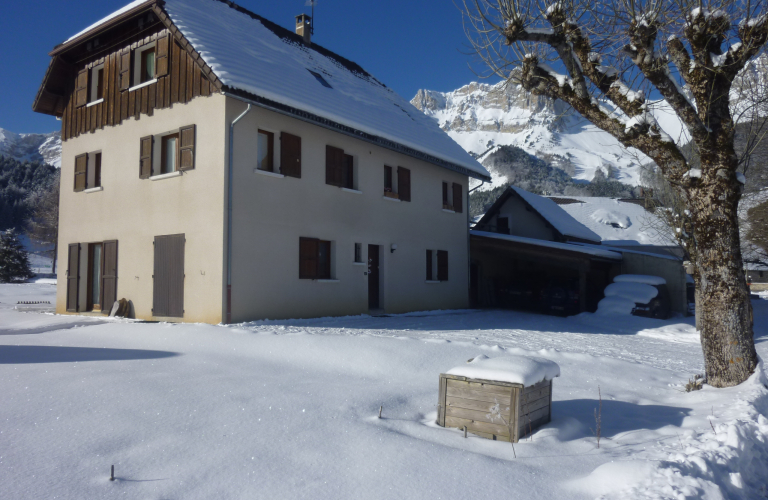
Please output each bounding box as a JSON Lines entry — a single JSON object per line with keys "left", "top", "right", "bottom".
{"left": 470, "top": 231, "right": 623, "bottom": 313}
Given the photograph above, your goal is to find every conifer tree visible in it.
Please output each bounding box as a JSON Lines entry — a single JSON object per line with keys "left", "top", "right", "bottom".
{"left": 0, "top": 229, "right": 34, "bottom": 283}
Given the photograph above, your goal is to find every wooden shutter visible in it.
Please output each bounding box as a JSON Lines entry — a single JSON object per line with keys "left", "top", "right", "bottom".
{"left": 453, "top": 183, "right": 463, "bottom": 213}
{"left": 299, "top": 237, "right": 319, "bottom": 279}
{"left": 343, "top": 154, "right": 354, "bottom": 189}
{"left": 325, "top": 145, "right": 344, "bottom": 187}
{"left": 101, "top": 240, "right": 118, "bottom": 314}
{"left": 139, "top": 136, "right": 153, "bottom": 179}
{"left": 398, "top": 167, "right": 411, "bottom": 202}
{"left": 155, "top": 35, "right": 170, "bottom": 77}
{"left": 426, "top": 250, "right": 433, "bottom": 281}
{"left": 119, "top": 50, "right": 131, "bottom": 91}
{"left": 74, "top": 153, "right": 87, "bottom": 192}
{"left": 66, "top": 243, "right": 80, "bottom": 312}
{"left": 442, "top": 182, "right": 449, "bottom": 206}
{"left": 280, "top": 132, "right": 302, "bottom": 178}
{"left": 75, "top": 68, "right": 89, "bottom": 107}
{"left": 153, "top": 234, "right": 185, "bottom": 318}
{"left": 179, "top": 124, "right": 196, "bottom": 170}
{"left": 437, "top": 250, "right": 448, "bottom": 281}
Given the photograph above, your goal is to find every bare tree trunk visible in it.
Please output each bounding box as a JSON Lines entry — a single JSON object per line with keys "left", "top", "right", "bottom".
{"left": 690, "top": 171, "right": 757, "bottom": 386}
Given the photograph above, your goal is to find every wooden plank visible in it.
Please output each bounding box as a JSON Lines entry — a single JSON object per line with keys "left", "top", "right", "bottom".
{"left": 446, "top": 386, "right": 510, "bottom": 404}
{"left": 520, "top": 384, "right": 551, "bottom": 404}
{"left": 128, "top": 89, "right": 136, "bottom": 119}
{"left": 523, "top": 379, "right": 551, "bottom": 394}
{"left": 157, "top": 77, "right": 165, "bottom": 110}
{"left": 192, "top": 62, "right": 201, "bottom": 98}
{"left": 80, "top": 107, "right": 85, "bottom": 135}
{"left": 178, "top": 46, "right": 187, "bottom": 103}
{"left": 447, "top": 396, "right": 512, "bottom": 416}
{"left": 85, "top": 102, "right": 91, "bottom": 132}
{"left": 201, "top": 77, "right": 210, "bottom": 97}
{"left": 171, "top": 40, "right": 180, "bottom": 104}
{"left": 511, "top": 386, "right": 520, "bottom": 443}
{"left": 108, "top": 53, "right": 116, "bottom": 125}
{"left": 520, "top": 405, "right": 550, "bottom": 427}
{"left": 442, "top": 373, "right": 523, "bottom": 389}
{"left": 519, "top": 415, "right": 550, "bottom": 438}
{"left": 135, "top": 86, "right": 142, "bottom": 119}
{"left": 148, "top": 82, "right": 156, "bottom": 116}
{"left": 165, "top": 71, "right": 171, "bottom": 107}
{"left": 446, "top": 406, "right": 511, "bottom": 426}
{"left": 548, "top": 380, "right": 553, "bottom": 424}
{"left": 186, "top": 53, "right": 194, "bottom": 102}
{"left": 96, "top": 102, "right": 102, "bottom": 129}
{"left": 121, "top": 90, "right": 129, "bottom": 123}
{"left": 445, "top": 416, "right": 510, "bottom": 438}
{"left": 521, "top": 394, "right": 550, "bottom": 415}
{"left": 141, "top": 86, "right": 148, "bottom": 115}
{"left": 446, "top": 379, "right": 513, "bottom": 396}
{"left": 437, "top": 375, "right": 447, "bottom": 426}
{"left": 91, "top": 103, "right": 97, "bottom": 132}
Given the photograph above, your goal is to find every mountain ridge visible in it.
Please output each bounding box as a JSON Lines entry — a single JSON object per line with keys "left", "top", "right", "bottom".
{"left": 0, "top": 128, "right": 61, "bottom": 168}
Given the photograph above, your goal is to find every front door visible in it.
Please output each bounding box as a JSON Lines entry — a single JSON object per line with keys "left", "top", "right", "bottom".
{"left": 368, "top": 244, "right": 380, "bottom": 310}
{"left": 88, "top": 243, "right": 103, "bottom": 311}
{"left": 153, "top": 234, "right": 185, "bottom": 318}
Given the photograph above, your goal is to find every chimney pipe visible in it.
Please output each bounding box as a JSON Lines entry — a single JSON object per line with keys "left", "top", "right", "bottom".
{"left": 295, "top": 14, "right": 312, "bottom": 45}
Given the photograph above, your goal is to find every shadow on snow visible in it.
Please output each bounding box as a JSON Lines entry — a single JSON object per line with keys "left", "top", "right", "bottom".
{"left": 0, "top": 345, "right": 179, "bottom": 364}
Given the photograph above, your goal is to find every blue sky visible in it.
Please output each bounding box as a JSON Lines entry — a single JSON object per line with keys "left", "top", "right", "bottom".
{"left": 1, "top": 0, "right": 499, "bottom": 134}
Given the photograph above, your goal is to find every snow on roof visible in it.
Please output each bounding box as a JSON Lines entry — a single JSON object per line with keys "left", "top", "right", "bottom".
{"left": 470, "top": 230, "right": 623, "bottom": 260}
{"left": 149, "top": 0, "right": 487, "bottom": 179}
{"left": 65, "top": 0, "right": 149, "bottom": 43}
{"left": 605, "top": 282, "right": 659, "bottom": 303}
{"left": 571, "top": 241, "right": 682, "bottom": 261}
{"left": 447, "top": 354, "right": 560, "bottom": 386}
{"left": 614, "top": 274, "right": 666, "bottom": 286}
{"left": 509, "top": 187, "right": 601, "bottom": 243}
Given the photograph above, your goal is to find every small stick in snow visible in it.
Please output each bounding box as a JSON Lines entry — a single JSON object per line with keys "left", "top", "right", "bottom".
{"left": 110, "top": 465, "right": 115, "bottom": 482}
{"left": 378, "top": 406, "right": 382, "bottom": 419}
{"left": 464, "top": 426, "right": 467, "bottom": 438}
{"left": 709, "top": 418, "right": 717, "bottom": 435}
{"left": 591, "top": 386, "right": 602, "bottom": 449}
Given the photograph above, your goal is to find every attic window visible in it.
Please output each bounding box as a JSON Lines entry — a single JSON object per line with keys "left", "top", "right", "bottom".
{"left": 308, "top": 70, "right": 332, "bottom": 89}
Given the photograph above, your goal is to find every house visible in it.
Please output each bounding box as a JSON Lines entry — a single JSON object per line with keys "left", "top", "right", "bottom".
{"left": 33, "top": 0, "right": 490, "bottom": 323}
{"left": 470, "top": 186, "right": 690, "bottom": 315}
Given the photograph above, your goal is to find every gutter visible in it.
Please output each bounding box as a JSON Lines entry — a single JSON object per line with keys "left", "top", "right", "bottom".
{"left": 467, "top": 179, "right": 485, "bottom": 307}
{"left": 226, "top": 103, "right": 252, "bottom": 324}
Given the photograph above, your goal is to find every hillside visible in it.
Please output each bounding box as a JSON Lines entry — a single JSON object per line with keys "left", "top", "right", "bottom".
{"left": 0, "top": 128, "right": 61, "bottom": 168}
{"left": 0, "top": 156, "right": 58, "bottom": 232}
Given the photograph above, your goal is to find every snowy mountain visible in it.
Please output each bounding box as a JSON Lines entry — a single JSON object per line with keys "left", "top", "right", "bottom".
{"left": 0, "top": 128, "right": 61, "bottom": 168}
{"left": 411, "top": 81, "right": 686, "bottom": 189}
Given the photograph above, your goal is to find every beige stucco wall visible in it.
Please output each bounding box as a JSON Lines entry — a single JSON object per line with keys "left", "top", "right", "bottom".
{"left": 56, "top": 94, "right": 228, "bottom": 323}
{"left": 487, "top": 195, "right": 557, "bottom": 241}
{"left": 226, "top": 98, "right": 470, "bottom": 321}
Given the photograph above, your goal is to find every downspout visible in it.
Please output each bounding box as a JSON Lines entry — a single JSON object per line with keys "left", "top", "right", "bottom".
{"left": 467, "top": 179, "right": 485, "bottom": 307}
{"left": 226, "top": 103, "right": 252, "bottom": 324}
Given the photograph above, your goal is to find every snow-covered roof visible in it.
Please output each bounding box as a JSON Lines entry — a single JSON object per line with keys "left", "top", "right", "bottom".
{"left": 470, "top": 230, "right": 623, "bottom": 260}
{"left": 447, "top": 354, "right": 560, "bottom": 386}
{"left": 508, "top": 187, "right": 601, "bottom": 242}
{"left": 65, "top": 0, "right": 148, "bottom": 43}
{"left": 61, "top": 0, "right": 489, "bottom": 180}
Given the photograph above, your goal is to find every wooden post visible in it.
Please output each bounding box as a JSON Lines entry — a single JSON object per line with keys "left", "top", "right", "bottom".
{"left": 110, "top": 465, "right": 115, "bottom": 481}
{"left": 464, "top": 426, "right": 467, "bottom": 438}
{"left": 378, "top": 406, "right": 382, "bottom": 419}
{"left": 510, "top": 386, "right": 520, "bottom": 443}
{"left": 437, "top": 375, "right": 447, "bottom": 426}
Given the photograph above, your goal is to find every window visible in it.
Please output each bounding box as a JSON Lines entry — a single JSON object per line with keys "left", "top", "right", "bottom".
{"left": 139, "top": 46, "right": 156, "bottom": 85}
{"left": 300, "top": 237, "right": 333, "bottom": 280}
{"left": 384, "top": 166, "right": 393, "bottom": 191}
{"left": 257, "top": 130, "right": 274, "bottom": 171}
{"left": 354, "top": 243, "right": 363, "bottom": 263}
{"left": 383, "top": 165, "right": 410, "bottom": 201}
{"left": 426, "top": 250, "right": 449, "bottom": 281}
{"left": 89, "top": 65, "right": 104, "bottom": 103}
{"left": 442, "top": 182, "right": 450, "bottom": 209}
{"left": 73, "top": 152, "right": 103, "bottom": 191}
{"left": 161, "top": 133, "right": 179, "bottom": 174}
{"left": 452, "top": 183, "right": 463, "bottom": 213}
{"left": 326, "top": 146, "right": 355, "bottom": 189}
{"left": 308, "top": 69, "right": 333, "bottom": 88}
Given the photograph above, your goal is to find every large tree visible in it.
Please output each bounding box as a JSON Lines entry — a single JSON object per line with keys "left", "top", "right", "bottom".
{"left": 464, "top": 0, "right": 768, "bottom": 387}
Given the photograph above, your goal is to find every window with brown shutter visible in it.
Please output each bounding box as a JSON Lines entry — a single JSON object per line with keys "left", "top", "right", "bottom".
{"left": 426, "top": 250, "right": 433, "bottom": 281}
{"left": 384, "top": 166, "right": 393, "bottom": 191}
{"left": 442, "top": 182, "right": 449, "bottom": 208}
{"left": 437, "top": 250, "right": 449, "bottom": 281}
{"left": 397, "top": 167, "right": 411, "bottom": 202}
{"left": 280, "top": 132, "right": 301, "bottom": 178}
{"left": 155, "top": 35, "right": 170, "bottom": 78}
{"left": 93, "top": 153, "right": 102, "bottom": 188}
{"left": 179, "top": 125, "right": 196, "bottom": 170}
{"left": 161, "top": 133, "right": 180, "bottom": 174}
{"left": 119, "top": 50, "right": 131, "bottom": 91}
{"left": 75, "top": 68, "right": 88, "bottom": 108}
{"left": 140, "top": 136, "right": 153, "bottom": 179}
{"left": 74, "top": 154, "right": 87, "bottom": 192}
{"left": 257, "top": 130, "right": 274, "bottom": 172}
{"left": 95, "top": 67, "right": 104, "bottom": 100}
{"left": 342, "top": 154, "right": 354, "bottom": 189}
{"left": 325, "top": 145, "right": 344, "bottom": 187}
{"left": 452, "top": 183, "right": 463, "bottom": 213}
{"left": 318, "top": 240, "right": 332, "bottom": 279}
{"left": 299, "top": 237, "right": 333, "bottom": 279}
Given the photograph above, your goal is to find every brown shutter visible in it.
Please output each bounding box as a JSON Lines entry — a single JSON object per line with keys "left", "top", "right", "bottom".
{"left": 398, "top": 167, "right": 411, "bottom": 202}
{"left": 426, "top": 250, "right": 433, "bottom": 281}
{"left": 75, "top": 68, "right": 89, "bottom": 107}
{"left": 325, "top": 145, "right": 344, "bottom": 187}
{"left": 74, "top": 153, "right": 87, "bottom": 191}
{"left": 119, "top": 50, "right": 131, "bottom": 91}
{"left": 66, "top": 243, "right": 80, "bottom": 312}
{"left": 442, "top": 182, "right": 448, "bottom": 206}
{"left": 280, "top": 132, "right": 302, "bottom": 178}
{"left": 437, "top": 250, "right": 449, "bottom": 281}
{"left": 153, "top": 234, "right": 185, "bottom": 318}
{"left": 453, "top": 183, "right": 463, "bottom": 213}
{"left": 299, "top": 237, "right": 319, "bottom": 279}
{"left": 343, "top": 154, "right": 354, "bottom": 189}
{"left": 101, "top": 240, "right": 118, "bottom": 314}
{"left": 179, "top": 124, "right": 196, "bottom": 170}
{"left": 140, "top": 135, "right": 153, "bottom": 178}
{"left": 155, "top": 35, "right": 170, "bottom": 77}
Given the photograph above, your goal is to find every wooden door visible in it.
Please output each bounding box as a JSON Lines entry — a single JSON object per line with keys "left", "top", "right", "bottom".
{"left": 66, "top": 244, "right": 80, "bottom": 312}
{"left": 368, "top": 244, "right": 380, "bottom": 310}
{"left": 101, "top": 240, "right": 118, "bottom": 314}
{"left": 153, "top": 234, "right": 185, "bottom": 318}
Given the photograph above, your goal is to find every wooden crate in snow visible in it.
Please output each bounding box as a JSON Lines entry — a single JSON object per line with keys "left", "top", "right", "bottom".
{"left": 436, "top": 373, "right": 553, "bottom": 443}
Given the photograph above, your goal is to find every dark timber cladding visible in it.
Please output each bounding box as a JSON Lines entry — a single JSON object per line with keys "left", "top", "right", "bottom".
{"left": 41, "top": 3, "right": 222, "bottom": 142}
{"left": 153, "top": 234, "right": 185, "bottom": 318}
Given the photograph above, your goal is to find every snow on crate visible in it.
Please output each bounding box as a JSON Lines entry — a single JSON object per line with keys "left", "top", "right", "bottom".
{"left": 446, "top": 353, "right": 560, "bottom": 386}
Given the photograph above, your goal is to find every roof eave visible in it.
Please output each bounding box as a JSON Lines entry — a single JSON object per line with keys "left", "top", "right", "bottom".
{"left": 222, "top": 89, "right": 491, "bottom": 182}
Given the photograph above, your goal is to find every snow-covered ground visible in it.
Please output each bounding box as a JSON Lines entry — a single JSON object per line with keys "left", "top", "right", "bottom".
{"left": 1, "top": 283, "right": 766, "bottom": 499}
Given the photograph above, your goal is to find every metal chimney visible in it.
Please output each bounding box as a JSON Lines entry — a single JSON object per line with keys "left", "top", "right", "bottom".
{"left": 295, "top": 14, "right": 312, "bottom": 45}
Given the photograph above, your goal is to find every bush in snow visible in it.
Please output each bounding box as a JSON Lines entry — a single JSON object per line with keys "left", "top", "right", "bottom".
{"left": 0, "top": 229, "right": 34, "bottom": 283}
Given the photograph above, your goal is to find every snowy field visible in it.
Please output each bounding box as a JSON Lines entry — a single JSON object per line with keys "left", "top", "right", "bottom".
{"left": 1, "top": 283, "right": 766, "bottom": 499}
